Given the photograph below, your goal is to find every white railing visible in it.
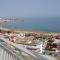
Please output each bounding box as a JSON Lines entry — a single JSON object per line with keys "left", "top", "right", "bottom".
{"left": 0, "top": 36, "right": 48, "bottom": 60}
{"left": 0, "top": 43, "right": 23, "bottom": 60}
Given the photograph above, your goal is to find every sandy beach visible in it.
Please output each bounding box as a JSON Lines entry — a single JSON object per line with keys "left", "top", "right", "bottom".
{"left": 0, "top": 27, "right": 60, "bottom": 35}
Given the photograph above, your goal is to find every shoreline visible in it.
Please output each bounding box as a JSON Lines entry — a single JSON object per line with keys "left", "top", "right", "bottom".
{"left": 0, "top": 27, "right": 60, "bottom": 34}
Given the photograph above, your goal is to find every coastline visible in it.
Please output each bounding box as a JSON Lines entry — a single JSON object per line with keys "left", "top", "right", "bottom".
{"left": 0, "top": 27, "right": 60, "bottom": 60}
{"left": 0, "top": 27, "right": 60, "bottom": 34}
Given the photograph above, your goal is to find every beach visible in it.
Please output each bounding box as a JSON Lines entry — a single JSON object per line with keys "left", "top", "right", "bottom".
{"left": 0, "top": 27, "right": 60, "bottom": 34}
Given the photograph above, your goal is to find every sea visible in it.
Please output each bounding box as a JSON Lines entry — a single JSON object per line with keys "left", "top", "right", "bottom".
{"left": 1, "top": 18, "right": 60, "bottom": 32}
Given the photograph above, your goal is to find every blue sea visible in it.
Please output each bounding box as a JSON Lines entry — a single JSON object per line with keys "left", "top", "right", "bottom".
{"left": 2, "top": 18, "right": 60, "bottom": 32}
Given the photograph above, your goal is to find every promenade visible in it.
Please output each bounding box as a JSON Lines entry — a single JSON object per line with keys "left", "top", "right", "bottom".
{"left": 0, "top": 36, "right": 48, "bottom": 60}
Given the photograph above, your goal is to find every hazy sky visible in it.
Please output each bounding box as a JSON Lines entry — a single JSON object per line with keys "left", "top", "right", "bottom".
{"left": 0, "top": 0, "right": 60, "bottom": 18}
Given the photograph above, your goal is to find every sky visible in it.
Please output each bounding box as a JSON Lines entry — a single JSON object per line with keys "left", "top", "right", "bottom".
{"left": 0, "top": 0, "right": 60, "bottom": 18}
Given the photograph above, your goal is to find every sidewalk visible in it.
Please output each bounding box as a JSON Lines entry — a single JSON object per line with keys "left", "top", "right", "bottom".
{"left": 42, "top": 55, "right": 58, "bottom": 60}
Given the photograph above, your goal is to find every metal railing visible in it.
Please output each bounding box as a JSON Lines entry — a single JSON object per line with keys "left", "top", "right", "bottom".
{"left": 0, "top": 36, "right": 48, "bottom": 60}
{"left": 0, "top": 43, "right": 23, "bottom": 60}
